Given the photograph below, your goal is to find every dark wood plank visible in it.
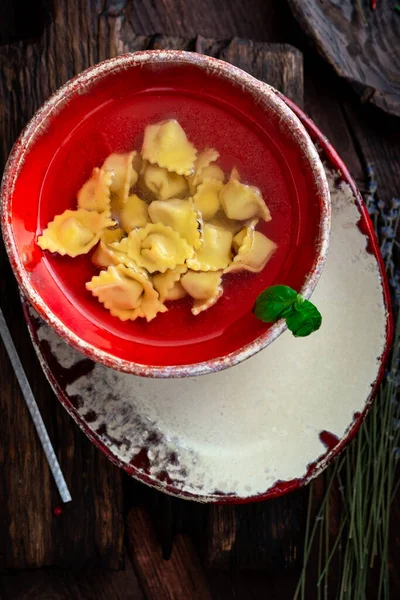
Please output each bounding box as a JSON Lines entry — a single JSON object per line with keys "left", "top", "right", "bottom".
{"left": 149, "top": 35, "right": 193, "bottom": 51}
{"left": 0, "top": 0, "right": 47, "bottom": 45}
{"left": 0, "top": 281, "right": 124, "bottom": 569}
{"left": 207, "top": 570, "right": 297, "bottom": 600}
{"left": 125, "top": 0, "right": 297, "bottom": 44}
{"left": 0, "top": 0, "right": 133, "bottom": 570}
{"left": 303, "top": 54, "right": 364, "bottom": 190}
{"left": 0, "top": 559, "right": 144, "bottom": 600}
{"left": 196, "top": 37, "right": 304, "bottom": 108}
{"left": 219, "top": 38, "right": 304, "bottom": 108}
{"left": 288, "top": 0, "right": 400, "bottom": 117}
{"left": 205, "top": 493, "right": 305, "bottom": 571}
{"left": 126, "top": 507, "right": 212, "bottom": 600}
{"left": 341, "top": 97, "right": 400, "bottom": 206}
{"left": 195, "top": 36, "right": 231, "bottom": 59}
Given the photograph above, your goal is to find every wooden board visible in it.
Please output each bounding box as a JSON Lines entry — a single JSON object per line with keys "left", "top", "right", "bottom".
{"left": 0, "top": 292, "right": 125, "bottom": 569}
{"left": 127, "top": 507, "right": 212, "bottom": 600}
{"left": 0, "top": 0, "right": 304, "bottom": 574}
{"left": 288, "top": 0, "right": 400, "bottom": 117}
{"left": 0, "top": 1, "right": 399, "bottom": 599}
{"left": 0, "top": 562, "right": 144, "bottom": 600}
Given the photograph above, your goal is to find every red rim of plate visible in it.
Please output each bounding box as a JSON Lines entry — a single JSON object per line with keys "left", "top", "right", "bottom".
{"left": 22, "top": 92, "right": 393, "bottom": 504}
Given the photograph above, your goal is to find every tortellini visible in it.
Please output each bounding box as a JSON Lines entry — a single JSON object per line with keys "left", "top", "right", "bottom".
{"left": 193, "top": 179, "right": 223, "bottom": 220}
{"left": 148, "top": 199, "right": 202, "bottom": 249}
{"left": 220, "top": 174, "right": 271, "bottom": 222}
{"left": 142, "top": 162, "right": 188, "bottom": 200}
{"left": 187, "top": 224, "right": 233, "bottom": 271}
{"left": 189, "top": 148, "right": 224, "bottom": 192}
{"left": 181, "top": 270, "right": 223, "bottom": 315}
{"left": 112, "top": 223, "right": 193, "bottom": 274}
{"left": 142, "top": 119, "right": 197, "bottom": 176}
{"left": 102, "top": 151, "right": 138, "bottom": 204}
{"left": 86, "top": 264, "right": 166, "bottom": 322}
{"left": 119, "top": 194, "right": 149, "bottom": 232}
{"left": 208, "top": 211, "right": 246, "bottom": 236}
{"left": 77, "top": 168, "right": 113, "bottom": 213}
{"left": 153, "top": 265, "right": 188, "bottom": 302}
{"left": 38, "top": 209, "right": 114, "bottom": 257}
{"left": 38, "top": 119, "right": 277, "bottom": 322}
{"left": 225, "top": 223, "right": 277, "bottom": 274}
{"left": 91, "top": 227, "right": 126, "bottom": 268}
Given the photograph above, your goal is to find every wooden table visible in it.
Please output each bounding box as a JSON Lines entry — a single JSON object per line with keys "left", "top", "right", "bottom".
{"left": 0, "top": 1, "right": 399, "bottom": 598}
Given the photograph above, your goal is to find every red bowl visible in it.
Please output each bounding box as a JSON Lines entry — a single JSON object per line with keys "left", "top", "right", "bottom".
{"left": 1, "top": 51, "right": 331, "bottom": 377}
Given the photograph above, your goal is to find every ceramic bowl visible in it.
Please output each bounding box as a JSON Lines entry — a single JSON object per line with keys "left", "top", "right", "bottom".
{"left": 1, "top": 51, "right": 330, "bottom": 377}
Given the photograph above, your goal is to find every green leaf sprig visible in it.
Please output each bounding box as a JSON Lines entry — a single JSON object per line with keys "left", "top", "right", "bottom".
{"left": 253, "top": 284, "right": 322, "bottom": 337}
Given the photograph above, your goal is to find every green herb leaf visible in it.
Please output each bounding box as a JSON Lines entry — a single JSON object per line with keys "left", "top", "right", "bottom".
{"left": 286, "top": 297, "right": 322, "bottom": 337}
{"left": 253, "top": 284, "right": 298, "bottom": 322}
{"left": 253, "top": 284, "right": 322, "bottom": 337}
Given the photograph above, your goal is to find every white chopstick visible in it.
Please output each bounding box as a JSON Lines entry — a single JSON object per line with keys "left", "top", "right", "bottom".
{"left": 0, "top": 307, "right": 72, "bottom": 503}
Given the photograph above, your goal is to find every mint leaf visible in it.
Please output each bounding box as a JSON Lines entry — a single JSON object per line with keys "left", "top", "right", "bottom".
{"left": 286, "top": 298, "right": 322, "bottom": 337}
{"left": 253, "top": 284, "right": 298, "bottom": 322}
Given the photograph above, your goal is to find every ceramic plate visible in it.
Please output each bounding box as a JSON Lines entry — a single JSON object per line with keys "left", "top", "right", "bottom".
{"left": 22, "top": 97, "right": 392, "bottom": 503}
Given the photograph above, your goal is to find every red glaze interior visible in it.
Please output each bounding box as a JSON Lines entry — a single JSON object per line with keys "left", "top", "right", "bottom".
{"left": 9, "top": 59, "right": 324, "bottom": 369}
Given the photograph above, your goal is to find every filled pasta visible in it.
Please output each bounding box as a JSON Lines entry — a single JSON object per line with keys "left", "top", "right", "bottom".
{"left": 86, "top": 264, "right": 167, "bottom": 322}
{"left": 102, "top": 151, "right": 138, "bottom": 204}
{"left": 189, "top": 148, "right": 224, "bottom": 192}
{"left": 220, "top": 176, "right": 271, "bottom": 222}
{"left": 181, "top": 270, "right": 223, "bottom": 315}
{"left": 77, "top": 168, "right": 113, "bottom": 213}
{"left": 142, "top": 162, "right": 188, "bottom": 200}
{"left": 148, "top": 199, "right": 202, "bottom": 249}
{"left": 153, "top": 265, "right": 188, "bottom": 302}
{"left": 119, "top": 194, "right": 149, "bottom": 232}
{"left": 38, "top": 118, "right": 277, "bottom": 322}
{"left": 225, "top": 223, "right": 277, "bottom": 273}
{"left": 187, "top": 224, "right": 233, "bottom": 271}
{"left": 193, "top": 179, "right": 223, "bottom": 220}
{"left": 208, "top": 211, "right": 246, "bottom": 236}
{"left": 38, "top": 209, "right": 114, "bottom": 257}
{"left": 112, "top": 223, "right": 193, "bottom": 274}
{"left": 92, "top": 227, "right": 126, "bottom": 268}
{"left": 142, "top": 119, "right": 197, "bottom": 176}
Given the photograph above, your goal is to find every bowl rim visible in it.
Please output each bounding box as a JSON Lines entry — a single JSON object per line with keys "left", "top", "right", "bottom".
{"left": 0, "top": 50, "right": 331, "bottom": 378}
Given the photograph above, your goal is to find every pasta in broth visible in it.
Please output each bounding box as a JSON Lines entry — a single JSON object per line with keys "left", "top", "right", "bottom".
{"left": 37, "top": 119, "right": 277, "bottom": 322}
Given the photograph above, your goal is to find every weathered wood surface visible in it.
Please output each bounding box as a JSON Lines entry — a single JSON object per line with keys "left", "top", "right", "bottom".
{"left": 127, "top": 507, "right": 213, "bottom": 600}
{"left": 0, "top": 561, "right": 144, "bottom": 600}
{"left": 0, "top": 0, "right": 399, "bottom": 598}
{"left": 0, "top": 0, "right": 305, "bottom": 576}
{"left": 288, "top": 0, "right": 400, "bottom": 117}
{"left": 205, "top": 492, "right": 305, "bottom": 571}
{"left": 0, "top": 287, "right": 125, "bottom": 569}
